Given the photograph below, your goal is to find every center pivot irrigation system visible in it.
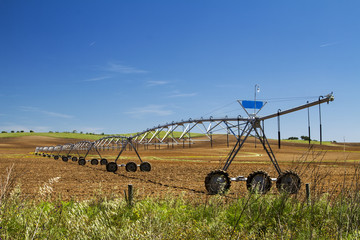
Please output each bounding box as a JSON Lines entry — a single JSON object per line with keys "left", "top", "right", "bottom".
{"left": 35, "top": 92, "right": 334, "bottom": 195}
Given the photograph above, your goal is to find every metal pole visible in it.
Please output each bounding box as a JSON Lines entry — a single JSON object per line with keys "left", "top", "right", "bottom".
{"left": 319, "top": 96, "right": 323, "bottom": 145}
{"left": 227, "top": 130, "right": 229, "bottom": 147}
{"left": 254, "top": 84, "right": 259, "bottom": 148}
{"left": 254, "top": 84, "right": 258, "bottom": 115}
{"left": 237, "top": 116, "right": 240, "bottom": 138}
{"left": 306, "top": 183, "right": 310, "bottom": 204}
{"left": 307, "top": 101, "right": 311, "bottom": 145}
{"left": 260, "top": 93, "right": 333, "bottom": 121}
{"left": 189, "top": 132, "right": 191, "bottom": 148}
{"left": 128, "top": 184, "right": 133, "bottom": 206}
{"left": 277, "top": 109, "right": 281, "bottom": 149}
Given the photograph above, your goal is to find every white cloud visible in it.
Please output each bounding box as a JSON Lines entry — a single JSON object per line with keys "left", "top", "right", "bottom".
{"left": 167, "top": 92, "right": 197, "bottom": 98}
{"left": 146, "top": 80, "right": 169, "bottom": 87}
{"left": 89, "top": 41, "right": 96, "bottom": 47}
{"left": 84, "top": 76, "right": 112, "bottom": 82}
{"left": 104, "top": 62, "right": 148, "bottom": 74}
{"left": 125, "top": 105, "right": 173, "bottom": 117}
{"left": 320, "top": 42, "right": 338, "bottom": 48}
{"left": 41, "top": 111, "right": 73, "bottom": 119}
{"left": 20, "top": 106, "right": 73, "bottom": 119}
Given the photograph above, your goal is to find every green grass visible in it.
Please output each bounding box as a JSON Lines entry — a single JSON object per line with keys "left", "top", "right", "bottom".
{"left": 282, "top": 139, "right": 336, "bottom": 146}
{"left": 0, "top": 132, "right": 110, "bottom": 140}
{"left": 0, "top": 131, "right": 205, "bottom": 140}
{"left": 2, "top": 187, "right": 360, "bottom": 239}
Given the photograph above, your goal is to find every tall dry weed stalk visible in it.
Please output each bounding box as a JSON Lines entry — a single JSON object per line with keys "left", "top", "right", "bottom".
{"left": 289, "top": 146, "right": 340, "bottom": 202}
{"left": 0, "top": 164, "right": 17, "bottom": 206}
{"left": 39, "top": 177, "right": 61, "bottom": 200}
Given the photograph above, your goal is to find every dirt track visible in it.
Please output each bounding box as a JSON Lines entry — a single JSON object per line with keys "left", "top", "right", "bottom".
{"left": 1, "top": 135, "right": 360, "bottom": 201}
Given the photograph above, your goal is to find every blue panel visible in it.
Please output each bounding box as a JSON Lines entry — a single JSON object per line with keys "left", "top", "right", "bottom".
{"left": 241, "top": 100, "right": 264, "bottom": 109}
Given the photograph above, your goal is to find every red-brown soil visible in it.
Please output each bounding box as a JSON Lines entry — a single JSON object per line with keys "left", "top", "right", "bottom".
{"left": 1, "top": 135, "right": 360, "bottom": 201}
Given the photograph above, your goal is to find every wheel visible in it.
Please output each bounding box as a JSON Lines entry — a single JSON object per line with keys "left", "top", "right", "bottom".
{"left": 78, "top": 158, "right": 86, "bottom": 166}
{"left": 246, "top": 170, "right": 272, "bottom": 194}
{"left": 125, "top": 162, "right": 137, "bottom": 172}
{"left": 91, "top": 159, "right": 99, "bottom": 165}
{"left": 47, "top": 154, "right": 51, "bottom": 158}
{"left": 204, "top": 169, "right": 231, "bottom": 195}
{"left": 276, "top": 170, "right": 301, "bottom": 194}
{"left": 62, "top": 156, "right": 69, "bottom": 162}
{"left": 106, "top": 162, "right": 118, "bottom": 172}
{"left": 72, "top": 156, "right": 78, "bottom": 162}
{"left": 43, "top": 154, "right": 46, "bottom": 157}
{"left": 100, "top": 158, "right": 108, "bottom": 165}
{"left": 54, "top": 155, "right": 59, "bottom": 160}
{"left": 140, "top": 162, "right": 151, "bottom": 172}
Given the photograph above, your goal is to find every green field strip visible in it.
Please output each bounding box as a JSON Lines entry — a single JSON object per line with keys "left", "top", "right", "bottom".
{"left": 282, "top": 140, "right": 337, "bottom": 146}
{"left": 0, "top": 131, "right": 205, "bottom": 140}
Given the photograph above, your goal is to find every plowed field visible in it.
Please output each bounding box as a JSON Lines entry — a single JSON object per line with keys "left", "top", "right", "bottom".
{"left": 1, "top": 135, "right": 360, "bottom": 201}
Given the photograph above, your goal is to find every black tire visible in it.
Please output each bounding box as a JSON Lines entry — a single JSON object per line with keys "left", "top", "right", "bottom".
{"left": 78, "top": 158, "right": 86, "bottom": 166}
{"left": 91, "top": 159, "right": 99, "bottom": 165}
{"left": 125, "top": 162, "right": 137, "bottom": 172}
{"left": 62, "top": 156, "right": 69, "bottom": 162}
{"left": 246, "top": 170, "right": 272, "bottom": 194}
{"left": 54, "top": 155, "right": 59, "bottom": 160}
{"left": 72, "top": 156, "right": 78, "bottom": 162}
{"left": 204, "top": 169, "right": 231, "bottom": 195}
{"left": 100, "top": 159, "right": 108, "bottom": 165}
{"left": 140, "top": 162, "right": 151, "bottom": 172}
{"left": 106, "top": 162, "right": 118, "bottom": 172}
{"left": 276, "top": 170, "right": 301, "bottom": 194}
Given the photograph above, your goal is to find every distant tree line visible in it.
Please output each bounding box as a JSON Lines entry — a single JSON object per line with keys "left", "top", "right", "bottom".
{"left": 1, "top": 130, "right": 32, "bottom": 133}
{"left": 287, "top": 136, "right": 313, "bottom": 141}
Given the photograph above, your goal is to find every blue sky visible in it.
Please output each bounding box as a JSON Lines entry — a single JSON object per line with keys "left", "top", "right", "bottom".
{"left": 1, "top": 1, "right": 359, "bottom": 142}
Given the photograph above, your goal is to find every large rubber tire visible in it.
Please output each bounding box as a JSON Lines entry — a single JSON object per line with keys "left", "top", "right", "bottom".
{"left": 72, "top": 156, "right": 78, "bottom": 162}
{"left": 204, "top": 169, "right": 231, "bottom": 195}
{"left": 62, "top": 156, "right": 69, "bottom": 162}
{"left": 125, "top": 162, "right": 137, "bottom": 172}
{"left": 78, "top": 158, "right": 86, "bottom": 166}
{"left": 54, "top": 155, "right": 59, "bottom": 160}
{"left": 106, "top": 162, "right": 118, "bottom": 172}
{"left": 276, "top": 170, "right": 301, "bottom": 194}
{"left": 140, "top": 162, "right": 151, "bottom": 172}
{"left": 100, "top": 159, "right": 108, "bottom": 165}
{"left": 91, "top": 159, "right": 99, "bottom": 165}
{"left": 246, "top": 170, "right": 272, "bottom": 194}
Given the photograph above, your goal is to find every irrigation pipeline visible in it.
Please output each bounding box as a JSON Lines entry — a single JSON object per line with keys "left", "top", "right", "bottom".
{"left": 35, "top": 92, "right": 334, "bottom": 154}
{"left": 34, "top": 92, "right": 334, "bottom": 195}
